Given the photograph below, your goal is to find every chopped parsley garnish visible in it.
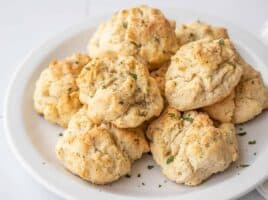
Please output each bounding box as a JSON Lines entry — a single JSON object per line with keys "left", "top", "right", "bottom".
{"left": 248, "top": 140, "right": 256, "bottom": 145}
{"left": 125, "top": 174, "right": 131, "bottom": 178}
{"left": 138, "top": 111, "right": 147, "bottom": 117}
{"left": 182, "top": 116, "right": 193, "bottom": 123}
{"left": 237, "top": 132, "right": 247, "bottom": 136}
{"left": 137, "top": 173, "right": 141, "bottom": 178}
{"left": 59, "top": 133, "right": 63, "bottom": 137}
{"left": 147, "top": 165, "right": 154, "bottom": 170}
{"left": 189, "top": 33, "right": 196, "bottom": 41}
{"left": 130, "top": 41, "right": 142, "bottom": 48}
{"left": 123, "top": 22, "right": 128, "bottom": 29}
{"left": 128, "top": 72, "right": 137, "bottom": 80}
{"left": 166, "top": 155, "right": 174, "bottom": 164}
{"left": 136, "top": 43, "right": 142, "bottom": 48}
{"left": 168, "top": 113, "right": 176, "bottom": 119}
{"left": 227, "top": 62, "right": 235, "bottom": 67}
{"left": 219, "top": 38, "right": 225, "bottom": 46}
{"left": 154, "top": 36, "right": 160, "bottom": 43}
{"left": 240, "top": 164, "right": 250, "bottom": 168}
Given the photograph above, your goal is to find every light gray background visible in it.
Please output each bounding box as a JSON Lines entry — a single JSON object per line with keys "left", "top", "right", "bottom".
{"left": 1, "top": 0, "right": 267, "bottom": 199}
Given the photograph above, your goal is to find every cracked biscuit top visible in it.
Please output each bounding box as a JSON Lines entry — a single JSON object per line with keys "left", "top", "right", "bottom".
{"left": 77, "top": 55, "right": 163, "bottom": 128}
{"left": 56, "top": 106, "right": 149, "bottom": 184}
{"left": 204, "top": 61, "right": 268, "bottom": 123}
{"left": 176, "top": 21, "right": 229, "bottom": 47}
{"left": 88, "top": 5, "right": 178, "bottom": 70}
{"left": 165, "top": 38, "right": 243, "bottom": 111}
{"left": 33, "top": 54, "right": 91, "bottom": 127}
{"left": 146, "top": 107, "right": 238, "bottom": 186}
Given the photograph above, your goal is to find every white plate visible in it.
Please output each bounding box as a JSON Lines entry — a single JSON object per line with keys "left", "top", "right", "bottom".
{"left": 258, "top": 181, "right": 268, "bottom": 199}
{"left": 4, "top": 8, "right": 268, "bottom": 200}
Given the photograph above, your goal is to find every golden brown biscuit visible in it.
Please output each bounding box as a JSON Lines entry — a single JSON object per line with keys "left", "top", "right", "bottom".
{"left": 165, "top": 39, "right": 243, "bottom": 111}
{"left": 264, "top": 87, "right": 268, "bottom": 109}
{"left": 33, "top": 54, "right": 90, "bottom": 127}
{"left": 146, "top": 107, "right": 238, "bottom": 186}
{"left": 56, "top": 106, "right": 149, "bottom": 184}
{"left": 88, "top": 5, "right": 178, "bottom": 70}
{"left": 77, "top": 56, "right": 163, "bottom": 128}
{"left": 204, "top": 62, "right": 267, "bottom": 123}
{"left": 176, "top": 21, "right": 229, "bottom": 47}
{"left": 150, "top": 63, "right": 169, "bottom": 97}
{"left": 203, "top": 91, "right": 235, "bottom": 123}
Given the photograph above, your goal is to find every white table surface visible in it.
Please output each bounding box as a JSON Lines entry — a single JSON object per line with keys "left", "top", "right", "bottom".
{"left": 1, "top": 0, "right": 267, "bottom": 199}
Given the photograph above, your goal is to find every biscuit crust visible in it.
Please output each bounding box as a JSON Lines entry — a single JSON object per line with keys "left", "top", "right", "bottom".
{"left": 150, "top": 63, "right": 169, "bottom": 97}
{"left": 33, "top": 54, "right": 90, "bottom": 127}
{"left": 146, "top": 107, "right": 238, "bottom": 186}
{"left": 176, "top": 21, "right": 229, "bottom": 47}
{"left": 165, "top": 39, "right": 243, "bottom": 111}
{"left": 264, "top": 87, "right": 268, "bottom": 109}
{"left": 203, "top": 91, "right": 235, "bottom": 123}
{"left": 56, "top": 107, "right": 149, "bottom": 184}
{"left": 77, "top": 56, "right": 163, "bottom": 128}
{"left": 88, "top": 5, "right": 177, "bottom": 70}
{"left": 204, "top": 62, "right": 267, "bottom": 123}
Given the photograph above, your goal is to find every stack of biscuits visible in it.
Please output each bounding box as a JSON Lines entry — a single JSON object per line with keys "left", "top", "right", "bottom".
{"left": 33, "top": 5, "right": 268, "bottom": 186}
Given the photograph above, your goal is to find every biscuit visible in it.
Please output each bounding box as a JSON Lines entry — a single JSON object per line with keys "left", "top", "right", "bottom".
{"left": 265, "top": 87, "right": 268, "bottom": 109}
{"left": 88, "top": 5, "right": 178, "bottom": 70}
{"left": 165, "top": 39, "right": 243, "bottom": 111}
{"left": 204, "top": 62, "right": 267, "bottom": 123}
{"left": 146, "top": 107, "right": 238, "bottom": 186}
{"left": 33, "top": 54, "right": 90, "bottom": 127}
{"left": 150, "top": 63, "right": 169, "bottom": 96}
{"left": 203, "top": 91, "right": 235, "bottom": 123}
{"left": 176, "top": 21, "right": 229, "bottom": 47}
{"left": 56, "top": 106, "right": 149, "bottom": 184}
{"left": 77, "top": 56, "right": 163, "bottom": 128}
